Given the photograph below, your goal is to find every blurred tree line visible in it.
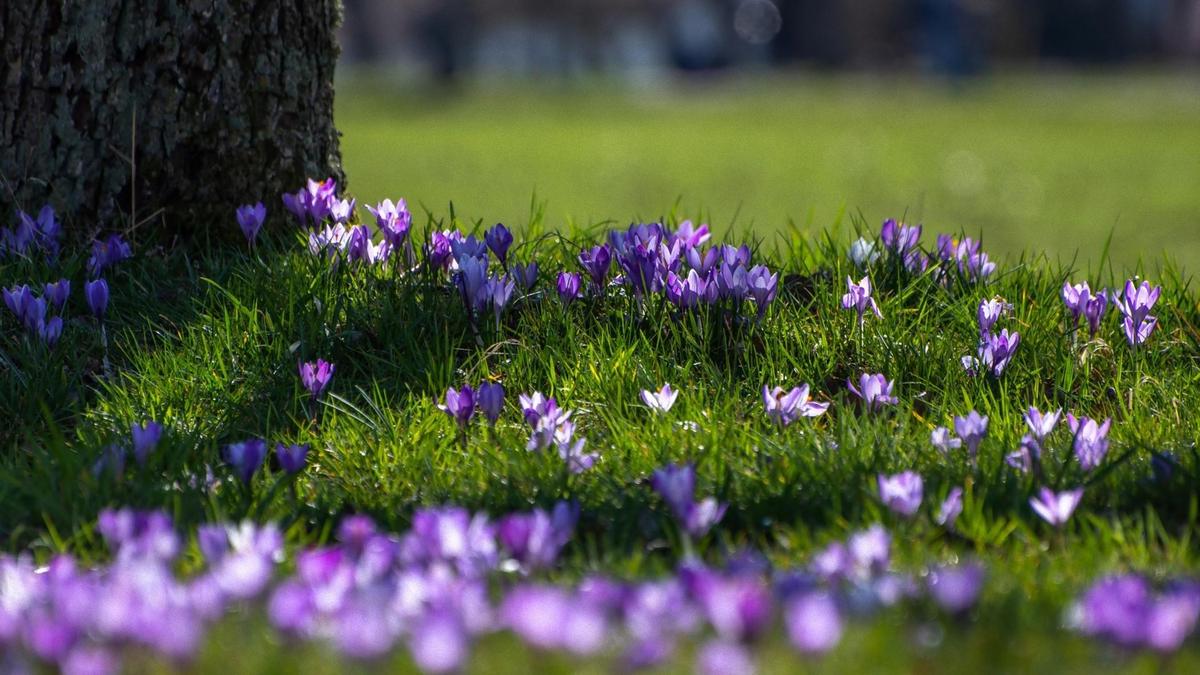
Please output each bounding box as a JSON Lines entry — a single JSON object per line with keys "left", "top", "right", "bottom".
{"left": 340, "top": 0, "right": 1200, "bottom": 79}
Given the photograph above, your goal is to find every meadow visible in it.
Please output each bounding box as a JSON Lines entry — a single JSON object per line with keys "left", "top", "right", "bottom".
{"left": 1, "top": 74, "right": 1199, "bottom": 673}
{"left": 338, "top": 71, "right": 1200, "bottom": 270}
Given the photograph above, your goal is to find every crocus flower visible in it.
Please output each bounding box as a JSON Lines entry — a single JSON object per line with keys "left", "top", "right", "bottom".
{"left": 131, "top": 420, "right": 163, "bottom": 465}
{"left": 366, "top": 199, "right": 412, "bottom": 248}
{"left": 1029, "top": 486, "right": 1083, "bottom": 527}
{"left": 930, "top": 427, "right": 961, "bottom": 455}
{"left": 848, "top": 238, "right": 880, "bottom": 267}
{"left": 87, "top": 234, "right": 132, "bottom": 275}
{"left": 1067, "top": 414, "right": 1111, "bottom": 471}
{"left": 651, "top": 463, "right": 727, "bottom": 538}
{"left": 275, "top": 443, "right": 309, "bottom": 474}
{"left": 476, "top": 382, "right": 504, "bottom": 426}
{"left": 978, "top": 329, "right": 1020, "bottom": 377}
{"left": 880, "top": 219, "right": 921, "bottom": 257}
{"left": 1115, "top": 279, "right": 1161, "bottom": 347}
{"left": 954, "top": 410, "right": 988, "bottom": 458}
{"left": 936, "top": 487, "right": 964, "bottom": 528}
{"left": 1006, "top": 435, "right": 1041, "bottom": 474}
{"left": 641, "top": 384, "right": 679, "bottom": 414}
{"left": 578, "top": 245, "right": 612, "bottom": 294}
{"left": 236, "top": 203, "right": 266, "bottom": 244}
{"left": 697, "top": 640, "right": 754, "bottom": 675}
{"left": 224, "top": 439, "right": 267, "bottom": 484}
{"left": 847, "top": 373, "right": 897, "bottom": 412}
{"left": 1082, "top": 290, "right": 1109, "bottom": 337}
{"left": 485, "top": 223, "right": 513, "bottom": 267}
{"left": 746, "top": 265, "right": 778, "bottom": 319}
{"left": 928, "top": 562, "right": 985, "bottom": 613}
{"left": 673, "top": 220, "right": 711, "bottom": 249}
{"left": 512, "top": 262, "right": 538, "bottom": 290}
{"left": 841, "top": 276, "right": 882, "bottom": 325}
{"left": 439, "top": 385, "right": 476, "bottom": 427}
{"left": 456, "top": 254, "right": 490, "bottom": 315}
{"left": 877, "top": 471, "right": 923, "bottom": 518}
{"left": 43, "top": 279, "right": 70, "bottom": 310}
{"left": 3, "top": 284, "right": 33, "bottom": 320}
{"left": 85, "top": 279, "right": 109, "bottom": 319}
{"left": 1024, "top": 406, "right": 1061, "bottom": 441}
{"left": 487, "top": 275, "right": 515, "bottom": 327}
{"left": 977, "top": 297, "right": 1009, "bottom": 335}
{"left": 1063, "top": 281, "right": 1109, "bottom": 337}
{"left": 37, "top": 316, "right": 63, "bottom": 346}
{"left": 762, "top": 384, "right": 829, "bottom": 425}
{"left": 298, "top": 359, "right": 335, "bottom": 399}
{"left": 784, "top": 591, "right": 843, "bottom": 654}
{"left": 557, "top": 272, "right": 582, "bottom": 306}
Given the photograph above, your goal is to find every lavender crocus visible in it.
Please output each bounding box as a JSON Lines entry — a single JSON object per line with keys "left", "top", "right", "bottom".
{"left": 784, "top": 591, "right": 843, "bottom": 654}
{"left": 578, "top": 245, "right": 612, "bottom": 294}
{"left": 936, "top": 487, "right": 964, "bottom": 528}
{"left": 968, "top": 329, "right": 1019, "bottom": 377}
{"left": 476, "top": 382, "right": 505, "bottom": 426}
{"left": 1063, "top": 281, "right": 1109, "bottom": 337}
{"left": 557, "top": 272, "right": 582, "bottom": 306}
{"left": 85, "top": 279, "right": 109, "bottom": 319}
{"left": 877, "top": 471, "right": 923, "bottom": 518}
{"left": 651, "top": 463, "right": 726, "bottom": 538}
{"left": 977, "top": 297, "right": 1009, "bottom": 335}
{"left": 954, "top": 410, "right": 988, "bottom": 458}
{"left": 746, "top": 265, "right": 778, "bottom": 319}
{"left": 275, "top": 443, "right": 309, "bottom": 474}
{"left": 641, "top": 384, "right": 679, "bottom": 414}
{"left": 930, "top": 427, "right": 962, "bottom": 455}
{"left": 512, "top": 261, "right": 538, "bottom": 290}
{"left": 928, "top": 562, "right": 985, "bottom": 613}
{"left": 847, "top": 373, "right": 897, "bottom": 412}
{"left": 762, "top": 384, "right": 829, "bottom": 425}
{"left": 1024, "top": 406, "right": 1061, "bottom": 441}
{"left": 1067, "top": 414, "right": 1111, "bottom": 471}
{"left": 1006, "top": 434, "right": 1041, "bottom": 474}
{"left": 1029, "top": 486, "right": 1083, "bottom": 527}
{"left": 224, "top": 439, "right": 267, "bottom": 484}
{"left": 37, "top": 316, "right": 63, "bottom": 346}
{"left": 485, "top": 223, "right": 513, "bottom": 267}
{"left": 487, "top": 275, "right": 515, "bottom": 327}
{"left": 366, "top": 199, "right": 412, "bottom": 248}
{"left": 236, "top": 203, "right": 267, "bottom": 245}
{"left": 298, "top": 359, "right": 334, "bottom": 399}
{"left": 880, "top": 219, "right": 921, "bottom": 258}
{"left": 841, "top": 276, "right": 882, "bottom": 325}
{"left": 131, "top": 420, "right": 163, "bottom": 465}
{"left": 1115, "top": 279, "right": 1161, "bottom": 347}
{"left": 439, "top": 385, "right": 476, "bottom": 428}
{"left": 43, "top": 279, "right": 70, "bottom": 311}
{"left": 87, "top": 234, "right": 132, "bottom": 275}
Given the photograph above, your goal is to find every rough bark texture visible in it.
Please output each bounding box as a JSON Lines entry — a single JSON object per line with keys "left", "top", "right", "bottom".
{"left": 0, "top": 0, "right": 344, "bottom": 239}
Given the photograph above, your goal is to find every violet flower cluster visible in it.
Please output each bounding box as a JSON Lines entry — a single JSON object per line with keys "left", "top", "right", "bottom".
{"left": 868, "top": 219, "right": 997, "bottom": 283}
{"left": 962, "top": 296, "right": 1019, "bottom": 377}
{"left": 1063, "top": 278, "right": 1162, "bottom": 347}
{"left": 519, "top": 391, "right": 596, "bottom": 473}
{"left": 1071, "top": 574, "right": 1200, "bottom": 653}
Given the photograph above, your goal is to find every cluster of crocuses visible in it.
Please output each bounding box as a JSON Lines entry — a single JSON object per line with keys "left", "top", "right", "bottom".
{"left": 0, "top": 503, "right": 997, "bottom": 674}
{"left": 273, "top": 178, "right": 415, "bottom": 267}
{"left": 962, "top": 296, "right": 1020, "bottom": 377}
{"left": 1063, "top": 278, "right": 1162, "bottom": 348}
{"left": 1070, "top": 574, "right": 1200, "bottom": 653}
{"left": 855, "top": 219, "right": 997, "bottom": 283}
{"left": 2, "top": 206, "right": 130, "bottom": 349}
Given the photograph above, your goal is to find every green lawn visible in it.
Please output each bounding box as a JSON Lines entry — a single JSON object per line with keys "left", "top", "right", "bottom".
{"left": 338, "top": 71, "right": 1200, "bottom": 270}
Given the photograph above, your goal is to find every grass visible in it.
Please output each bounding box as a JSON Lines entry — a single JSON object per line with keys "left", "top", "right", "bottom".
{"left": 2, "top": 203, "right": 1199, "bottom": 670}
{"left": 337, "top": 71, "right": 1200, "bottom": 270}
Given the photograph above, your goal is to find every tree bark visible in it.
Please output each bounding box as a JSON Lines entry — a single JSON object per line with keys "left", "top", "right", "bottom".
{"left": 0, "top": 0, "right": 345, "bottom": 239}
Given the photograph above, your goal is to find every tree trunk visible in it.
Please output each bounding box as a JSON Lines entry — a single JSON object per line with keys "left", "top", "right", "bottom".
{"left": 0, "top": 0, "right": 345, "bottom": 239}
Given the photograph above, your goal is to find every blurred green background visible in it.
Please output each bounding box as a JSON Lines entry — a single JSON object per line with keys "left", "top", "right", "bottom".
{"left": 337, "top": 72, "right": 1200, "bottom": 271}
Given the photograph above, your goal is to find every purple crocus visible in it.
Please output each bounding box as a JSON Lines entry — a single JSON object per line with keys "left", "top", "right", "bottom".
{"left": 476, "top": 382, "right": 505, "bottom": 426}
{"left": 485, "top": 223, "right": 514, "bottom": 267}
{"left": 762, "top": 384, "right": 829, "bottom": 425}
{"left": 3, "top": 284, "right": 33, "bottom": 321}
{"left": 37, "top": 316, "right": 63, "bottom": 346}
{"left": 880, "top": 219, "right": 921, "bottom": 258}
{"left": 967, "top": 329, "right": 1020, "bottom": 377}
{"left": 131, "top": 420, "right": 163, "bottom": 465}
{"left": 651, "top": 463, "right": 727, "bottom": 538}
{"left": 87, "top": 234, "right": 132, "bottom": 275}
{"left": 1029, "top": 486, "right": 1083, "bottom": 527}
{"left": 1024, "top": 406, "right": 1061, "bottom": 441}
{"left": 641, "top": 383, "right": 679, "bottom": 414}
{"left": 977, "top": 297, "right": 1009, "bottom": 335}
{"left": 556, "top": 272, "right": 582, "bottom": 306}
{"left": 487, "top": 275, "right": 515, "bottom": 327}
{"left": 85, "top": 279, "right": 109, "bottom": 319}
{"left": 497, "top": 501, "right": 577, "bottom": 570}
{"left": 746, "top": 265, "right": 778, "bottom": 319}
{"left": 224, "top": 439, "right": 267, "bottom": 484}
{"left": 43, "top": 279, "right": 70, "bottom": 311}
{"left": 236, "top": 203, "right": 267, "bottom": 245}
{"left": 697, "top": 640, "right": 754, "bottom": 675}
{"left": 366, "top": 199, "right": 412, "bottom": 248}
{"left": 954, "top": 410, "right": 988, "bottom": 458}
{"left": 298, "top": 359, "right": 335, "bottom": 399}
{"left": 1115, "top": 279, "right": 1161, "bottom": 347}
{"left": 841, "top": 276, "right": 882, "bottom": 325}
{"left": 275, "top": 443, "right": 309, "bottom": 474}
{"left": 1063, "top": 281, "right": 1109, "bottom": 337}
{"left": 784, "top": 591, "right": 843, "bottom": 654}
{"left": 936, "top": 487, "right": 964, "bottom": 528}
{"left": 674, "top": 220, "right": 712, "bottom": 249}
{"left": 578, "top": 245, "right": 612, "bottom": 294}
{"left": 512, "top": 261, "right": 538, "bottom": 290}
{"left": 928, "top": 562, "right": 985, "bottom": 613}
{"left": 1006, "top": 435, "right": 1042, "bottom": 474}
{"left": 877, "top": 471, "right": 923, "bottom": 518}
{"left": 439, "top": 385, "right": 476, "bottom": 427}
{"left": 1067, "top": 414, "right": 1111, "bottom": 471}
{"left": 930, "top": 427, "right": 962, "bottom": 455}
{"left": 847, "top": 373, "right": 897, "bottom": 412}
